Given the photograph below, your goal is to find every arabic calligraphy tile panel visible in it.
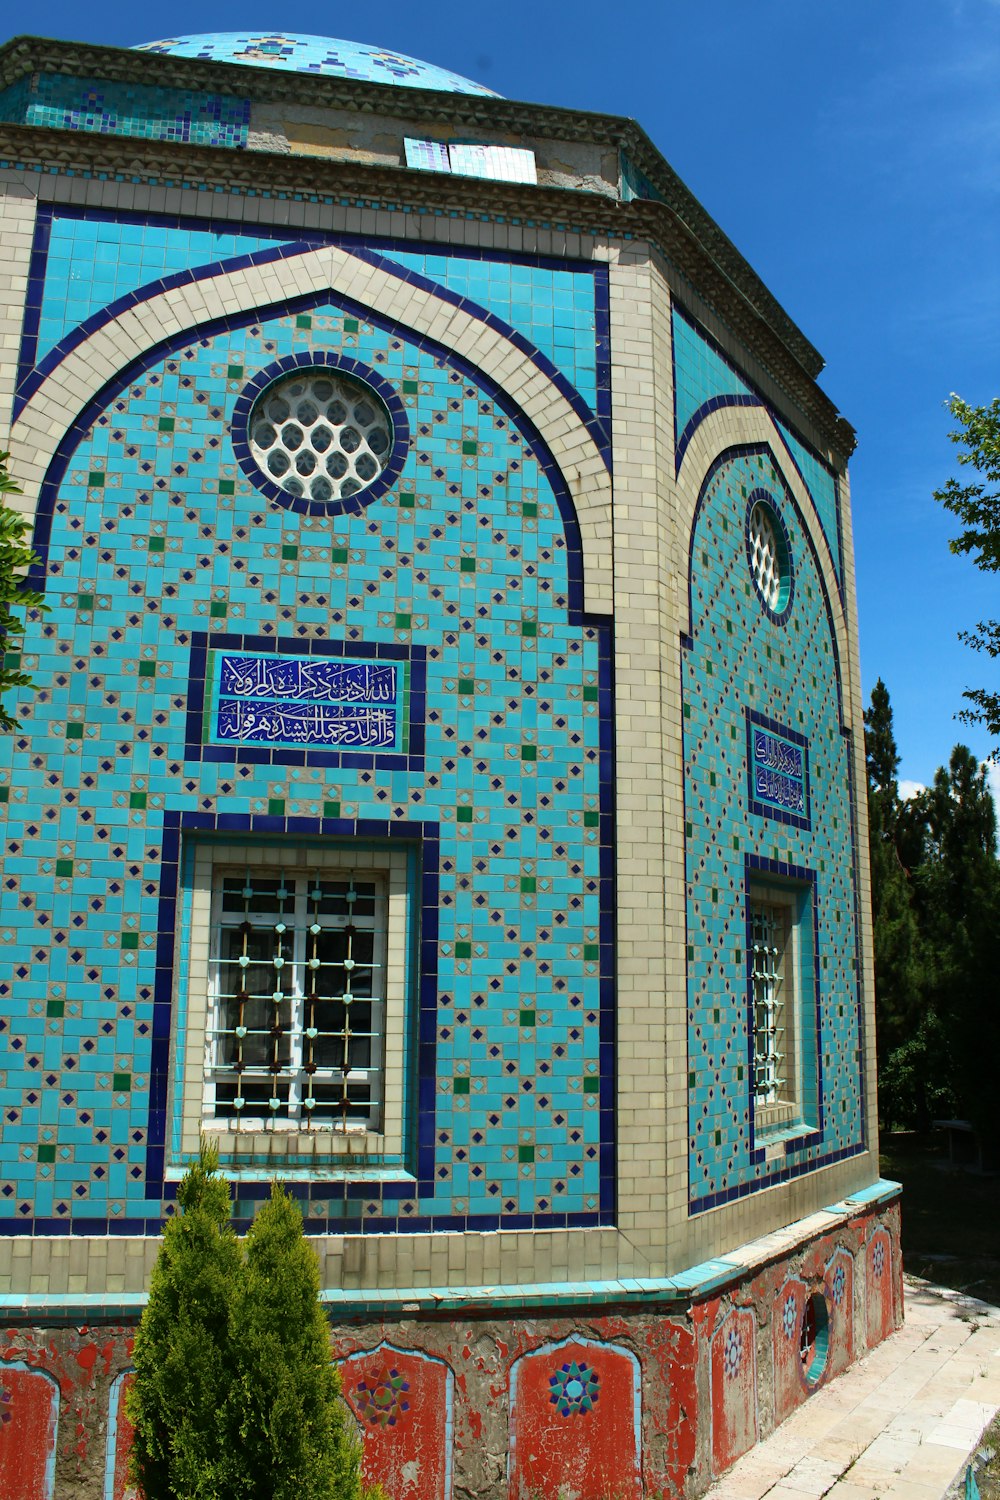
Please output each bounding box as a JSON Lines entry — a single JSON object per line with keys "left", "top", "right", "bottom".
{"left": 683, "top": 448, "right": 863, "bottom": 1212}
{"left": 0, "top": 290, "right": 611, "bottom": 1233}
{"left": 746, "top": 710, "right": 810, "bottom": 830}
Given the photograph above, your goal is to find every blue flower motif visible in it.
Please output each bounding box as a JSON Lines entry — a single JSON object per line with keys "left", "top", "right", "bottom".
{"left": 831, "top": 1263, "right": 846, "bottom": 1305}
{"left": 782, "top": 1293, "right": 797, "bottom": 1340}
{"left": 548, "top": 1360, "right": 600, "bottom": 1417}
{"left": 872, "top": 1240, "right": 886, "bottom": 1279}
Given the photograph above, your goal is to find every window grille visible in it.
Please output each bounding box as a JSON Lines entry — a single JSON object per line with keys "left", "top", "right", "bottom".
{"left": 207, "top": 870, "right": 385, "bottom": 1130}
{"left": 751, "top": 898, "right": 788, "bottom": 1107}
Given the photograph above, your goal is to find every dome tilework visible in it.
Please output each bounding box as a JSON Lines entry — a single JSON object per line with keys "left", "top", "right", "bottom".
{"left": 134, "top": 32, "right": 500, "bottom": 96}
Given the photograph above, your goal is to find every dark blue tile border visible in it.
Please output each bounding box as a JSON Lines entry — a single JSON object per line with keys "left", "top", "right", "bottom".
{"left": 746, "top": 708, "right": 811, "bottom": 832}
{"left": 184, "top": 631, "right": 426, "bottom": 770}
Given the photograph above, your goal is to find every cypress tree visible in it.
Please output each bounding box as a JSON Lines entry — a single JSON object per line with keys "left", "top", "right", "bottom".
{"left": 232, "top": 1181, "right": 364, "bottom": 1500}
{"left": 127, "top": 1138, "right": 242, "bottom": 1499}
{"left": 863, "top": 680, "right": 921, "bottom": 1123}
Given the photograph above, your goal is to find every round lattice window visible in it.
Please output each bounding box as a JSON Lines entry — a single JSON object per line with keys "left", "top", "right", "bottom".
{"left": 248, "top": 369, "right": 393, "bottom": 505}
{"left": 747, "top": 497, "right": 791, "bottom": 617}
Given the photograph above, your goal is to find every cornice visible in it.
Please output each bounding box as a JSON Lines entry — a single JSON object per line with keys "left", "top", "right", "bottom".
{"left": 0, "top": 36, "right": 830, "bottom": 383}
{"left": 0, "top": 114, "right": 855, "bottom": 460}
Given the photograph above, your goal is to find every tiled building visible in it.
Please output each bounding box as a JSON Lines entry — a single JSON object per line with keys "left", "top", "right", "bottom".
{"left": 0, "top": 30, "right": 899, "bottom": 1500}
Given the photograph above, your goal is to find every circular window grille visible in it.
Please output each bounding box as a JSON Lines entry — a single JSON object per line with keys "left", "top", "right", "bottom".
{"left": 748, "top": 499, "right": 788, "bottom": 613}
{"left": 248, "top": 369, "right": 393, "bottom": 505}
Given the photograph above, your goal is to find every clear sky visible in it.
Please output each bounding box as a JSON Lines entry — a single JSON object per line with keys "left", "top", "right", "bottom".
{"left": 12, "top": 0, "right": 1000, "bottom": 793}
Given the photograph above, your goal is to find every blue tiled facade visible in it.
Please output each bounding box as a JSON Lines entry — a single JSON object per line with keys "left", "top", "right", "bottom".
{"left": 0, "top": 29, "right": 874, "bottom": 1280}
{"left": 683, "top": 448, "right": 862, "bottom": 1210}
{"left": 672, "top": 304, "right": 843, "bottom": 583}
{"left": 0, "top": 262, "right": 612, "bottom": 1233}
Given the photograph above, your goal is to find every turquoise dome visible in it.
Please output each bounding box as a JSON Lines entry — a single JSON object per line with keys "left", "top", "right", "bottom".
{"left": 134, "top": 32, "right": 499, "bottom": 96}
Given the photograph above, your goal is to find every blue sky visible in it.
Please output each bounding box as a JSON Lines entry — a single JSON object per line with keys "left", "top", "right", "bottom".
{"left": 15, "top": 0, "right": 1000, "bottom": 792}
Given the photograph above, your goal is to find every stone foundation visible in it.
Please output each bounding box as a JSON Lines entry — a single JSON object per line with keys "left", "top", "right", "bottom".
{"left": 0, "top": 1191, "right": 901, "bottom": 1500}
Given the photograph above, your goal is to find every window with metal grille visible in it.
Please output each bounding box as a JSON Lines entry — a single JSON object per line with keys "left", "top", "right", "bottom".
{"left": 207, "top": 869, "right": 386, "bottom": 1130}
{"left": 750, "top": 897, "right": 790, "bottom": 1107}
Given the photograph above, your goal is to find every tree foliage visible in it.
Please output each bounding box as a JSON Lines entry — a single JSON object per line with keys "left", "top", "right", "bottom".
{"left": 0, "top": 452, "right": 47, "bottom": 731}
{"left": 128, "top": 1138, "right": 243, "bottom": 1499}
{"left": 934, "top": 393, "right": 1000, "bottom": 746}
{"left": 866, "top": 682, "right": 1000, "bottom": 1141}
{"left": 128, "top": 1143, "right": 375, "bottom": 1500}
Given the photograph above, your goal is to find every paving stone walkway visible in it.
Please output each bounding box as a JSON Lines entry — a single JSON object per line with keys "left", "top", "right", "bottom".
{"left": 706, "top": 1277, "right": 1000, "bottom": 1500}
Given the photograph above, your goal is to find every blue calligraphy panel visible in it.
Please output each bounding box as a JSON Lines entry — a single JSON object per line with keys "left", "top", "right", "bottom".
{"left": 209, "top": 651, "right": 403, "bottom": 752}
{"left": 747, "top": 711, "right": 810, "bottom": 828}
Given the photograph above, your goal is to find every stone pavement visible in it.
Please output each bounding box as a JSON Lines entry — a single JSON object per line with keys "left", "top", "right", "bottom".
{"left": 706, "top": 1277, "right": 1000, "bottom": 1500}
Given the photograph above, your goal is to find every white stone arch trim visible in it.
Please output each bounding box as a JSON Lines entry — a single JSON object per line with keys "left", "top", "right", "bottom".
{"left": 9, "top": 244, "right": 612, "bottom": 614}
{"left": 677, "top": 404, "right": 853, "bottom": 730}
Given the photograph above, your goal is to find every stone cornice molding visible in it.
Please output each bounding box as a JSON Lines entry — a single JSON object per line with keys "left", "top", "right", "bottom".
{"left": 0, "top": 119, "right": 855, "bottom": 461}
{"left": 1, "top": 37, "right": 828, "bottom": 378}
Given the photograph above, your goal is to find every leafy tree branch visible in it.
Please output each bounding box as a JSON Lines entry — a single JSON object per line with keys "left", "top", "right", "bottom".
{"left": 0, "top": 451, "right": 47, "bottom": 731}
{"left": 935, "top": 394, "right": 1000, "bottom": 746}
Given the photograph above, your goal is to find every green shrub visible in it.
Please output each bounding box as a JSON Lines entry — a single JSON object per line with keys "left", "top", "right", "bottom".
{"left": 128, "top": 1141, "right": 376, "bottom": 1499}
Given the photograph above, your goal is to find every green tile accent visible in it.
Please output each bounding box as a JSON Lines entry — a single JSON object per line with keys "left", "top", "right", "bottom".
{"left": 456, "top": 806, "right": 473, "bottom": 823}
{"left": 520, "top": 744, "right": 536, "bottom": 761}
{"left": 281, "top": 545, "right": 298, "bottom": 560}
{"left": 584, "top": 944, "right": 599, "bottom": 961}
{"left": 453, "top": 1076, "right": 470, "bottom": 1095}
{"left": 519, "top": 1009, "right": 535, "bottom": 1027}
{"left": 521, "top": 620, "right": 537, "bottom": 637}
{"left": 402, "top": 380, "right": 419, "bottom": 394}
{"left": 158, "top": 417, "right": 174, "bottom": 432}
{"left": 138, "top": 661, "right": 156, "bottom": 677}
{"left": 583, "top": 1076, "right": 600, "bottom": 1093}
{"left": 55, "top": 858, "right": 73, "bottom": 877}
{"left": 113, "top": 1073, "right": 132, "bottom": 1092}
{"left": 46, "top": 999, "right": 65, "bottom": 1018}
{"left": 0, "top": 787, "right": 9, "bottom": 803}
{"left": 342, "top": 317, "right": 358, "bottom": 332}
{"left": 120, "top": 933, "right": 138, "bottom": 949}
{"left": 227, "top": 364, "right": 244, "bottom": 378}
{"left": 520, "top": 876, "right": 536, "bottom": 893}
{"left": 37, "top": 1144, "right": 56, "bottom": 1163}
{"left": 148, "top": 536, "right": 165, "bottom": 553}
{"left": 454, "top": 941, "right": 472, "bottom": 959}
{"left": 296, "top": 314, "right": 313, "bottom": 328}
{"left": 210, "top": 601, "right": 228, "bottom": 617}
{"left": 323, "top": 801, "right": 341, "bottom": 819}
{"left": 77, "top": 594, "right": 94, "bottom": 610}
{"left": 394, "top": 613, "right": 411, "bottom": 629}
{"left": 88, "top": 471, "right": 104, "bottom": 487}
{"left": 518, "top": 1144, "right": 535, "bottom": 1162}
{"left": 398, "top": 494, "right": 415, "bottom": 508}
{"left": 218, "top": 480, "right": 235, "bottom": 495}
{"left": 66, "top": 723, "right": 83, "bottom": 739}
{"left": 584, "top": 810, "right": 599, "bottom": 827}
{"left": 583, "top": 684, "right": 598, "bottom": 701}
{"left": 521, "top": 501, "right": 537, "bottom": 517}
{"left": 461, "top": 440, "right": 478, "bottom": 455}
{"left": 457, "top": 679, "right": 475, "bottom": 695}
{"left": 129, "top": 792, "right": 147, "bottom": 810}
{"left": 459, "top": 557, "right": 476, "bottom": 573}
{"left": 331, "top": 548, "right": 349, "bottom": 564}
{"left": 3, "top": 652, "right": 20, "bottom": 669}
{"left": 267, "top": 798, "right": 286, "bottom": 816}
